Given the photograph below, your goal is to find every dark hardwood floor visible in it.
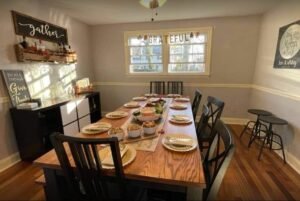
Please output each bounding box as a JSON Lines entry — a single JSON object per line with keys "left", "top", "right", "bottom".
{"left": 0, "top": 125, "right": 300, "bottom": 200}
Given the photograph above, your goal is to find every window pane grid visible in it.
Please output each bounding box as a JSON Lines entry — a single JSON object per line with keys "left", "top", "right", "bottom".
{"left": 125, "top": 28, "right": 211, "bottom": 75}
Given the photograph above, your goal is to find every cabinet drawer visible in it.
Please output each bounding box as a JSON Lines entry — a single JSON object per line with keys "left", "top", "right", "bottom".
{"left": 60, "top": 101, "right": 77, "bottom": 126}
{"left": 79, "top": 115, "right": 91, "bottom": 130}
{"left": 63, "top": 121, "right": 79, "bottom": 136}
{"left": 77, "top": 98, "right": 90, "bottom": 118}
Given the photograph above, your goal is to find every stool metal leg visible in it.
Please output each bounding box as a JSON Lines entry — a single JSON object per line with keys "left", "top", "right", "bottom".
{"left": 277, "top": 134, "right": 286, "bottom": 163}
{"left": 258, "top": 130, "right": 270, "bottom": 161}
{"left": 240, "top": 121, "right": 255, "bottom": 138}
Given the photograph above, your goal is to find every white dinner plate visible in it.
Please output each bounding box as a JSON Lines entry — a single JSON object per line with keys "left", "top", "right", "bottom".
{"left": 135, "top": 114, "right": 161, "bottom": 122}
{"left": 169, "top": 115, "right": 192, "bottom": 124}
{"left": 105, "top": 111, "right": 128, "bottom": 119}
{"left": 174, "top": 97, "right": 190, "bottom": 102}
{"left": 162, "top": 134, "right": 197, "bottom": 152}
{"left": 167, "top": 94, "right": 181, "bottom": 98}
{"left": 81, "top": 122, "right": 112, "bottom": 134}
{"left": 132, "top": 96, "right": 147, "bottom": 101}
{"left": 169, "top": 103, "right": 187, "bottom": 110}
{"left": 144, "top": 93, "right": 158, "bottom": 97}
{"left": 98, "top": 145, "right": 136, "bottom": 169}
{"left": 124, "top": 101, "right": 140, "bottom": 108}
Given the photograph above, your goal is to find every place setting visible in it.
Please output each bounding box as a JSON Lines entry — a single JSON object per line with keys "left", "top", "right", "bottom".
{"left": 162, "top": 133, "right": 197, "bottom": 152}
{"left": 174, "top": 97, "right": 190, "bottom": 102}
{"left": 169, "top": 114, "right": 192, "bottom": 124}
{"left": 98, "top": 143, "right": 136, "bottom": 169}
{"left": 123, "top": 101, "right": 141, "bottom": 108}
{"left": 144, "top": 93, "right": 158, "bottom": 97}
{"left": 81, "top": 122, "right": 112, "bottom": 134}
{"left": 167, "top": 94, "right": 181, "bottom": 98}
{"left": 105, "top": 111, "right": 129, "bottom": 119}
{"left": 169, "top": 103, "right": 187, "bottom": 110}
{"left": 132, "top": 96, "right": 147, "bottom": 101}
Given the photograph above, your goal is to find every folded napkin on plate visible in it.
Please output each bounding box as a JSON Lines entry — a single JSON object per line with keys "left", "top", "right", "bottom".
{"left": 85, "top": 124, "right": 109, "bottom": 132}
{"left": 165, "top": 136, "right": 194, "bottom": 147}
{"left": 172, "top": 115, "right": 190, "bottom": 121}
{"left": 101, "top": 145, "right": 128, "bottom": 166}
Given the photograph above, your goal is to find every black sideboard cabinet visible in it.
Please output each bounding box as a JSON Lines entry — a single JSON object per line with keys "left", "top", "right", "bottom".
{"left": 10, "top": 92, "right": 101, "bottom": 161}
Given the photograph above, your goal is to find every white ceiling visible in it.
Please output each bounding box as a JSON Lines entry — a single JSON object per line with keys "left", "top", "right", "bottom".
{"left": 44, "top": 0, "right": 285, "bottom": 25}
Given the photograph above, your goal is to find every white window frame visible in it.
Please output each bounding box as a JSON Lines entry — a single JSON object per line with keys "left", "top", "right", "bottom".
{"left": 124, "top": 27, "right": 213, "bottom": 76}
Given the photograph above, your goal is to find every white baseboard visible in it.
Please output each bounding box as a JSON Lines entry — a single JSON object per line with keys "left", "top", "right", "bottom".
{"left": 221, "top": 117, "right": 249, "bottom": 125}
{"left": 273, "top": 150, "right": 300, "bottom": 175}
{"left": 195, "top": 116, "right": 249, "bottom": 125}
{"left": 0, "top": 152, "right": 21, "bottom": 173}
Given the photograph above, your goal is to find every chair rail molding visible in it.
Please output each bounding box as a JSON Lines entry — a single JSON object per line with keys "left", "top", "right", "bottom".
{"left": 93, "top": 82, "right": 300, "bottom": 102}
{"left": 93, "top": 82, "right": 252, "bottom": 88}
{"left": 252, "top": 84, "right": 300, "bottom": 102}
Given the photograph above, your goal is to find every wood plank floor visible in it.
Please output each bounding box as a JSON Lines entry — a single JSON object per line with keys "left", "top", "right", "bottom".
{"left": 0, "top": 125, "right": 300, "bottom": 200}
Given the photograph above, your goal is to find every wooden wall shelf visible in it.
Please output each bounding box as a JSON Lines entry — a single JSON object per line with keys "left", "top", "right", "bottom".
{"left": 14, "top": 45, "right": 77, "bottom": 64}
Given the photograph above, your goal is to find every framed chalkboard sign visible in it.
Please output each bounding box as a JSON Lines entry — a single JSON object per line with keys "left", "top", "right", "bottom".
{"left": 11, "top": 10, "right": 68, "bottom": 44}
{"left": 1, "top": 70, "right": 31, "bottom": 107}
{"left": 274, "top": 20, "right": 300, "bottom": 69}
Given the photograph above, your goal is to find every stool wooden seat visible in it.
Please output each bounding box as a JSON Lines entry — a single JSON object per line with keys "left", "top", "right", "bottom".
{"left": 258, "top": 115, "right": 287, "bottom": 163}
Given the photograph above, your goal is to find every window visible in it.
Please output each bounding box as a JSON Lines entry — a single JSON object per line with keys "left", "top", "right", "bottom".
{"left": 126, "top": 33, "right": 163, "bottom": 73}
{"left": 124, "top": 27, "right": 212, "bottom": 75}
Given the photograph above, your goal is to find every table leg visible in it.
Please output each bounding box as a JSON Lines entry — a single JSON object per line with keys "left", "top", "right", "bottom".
{"left": 43, "top": 168, "right": 64, "bottom": 201}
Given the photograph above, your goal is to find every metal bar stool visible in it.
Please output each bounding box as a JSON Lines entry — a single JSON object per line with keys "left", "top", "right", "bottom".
{"left": 240, "top": 109, "right": 272, "bottom": 148}
{"left": 258, "top": 115, "right": 287, "bottom": 163}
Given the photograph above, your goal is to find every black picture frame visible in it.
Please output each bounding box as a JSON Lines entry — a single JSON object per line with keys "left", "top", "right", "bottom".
{"left": 273, "top": 20, "right": 300, "bottom": 69}
{"left": 1, "top": 70, "right": 31, "bottom": 107}
{"left": 11, "top": 10, "right": 68, "bottom": 44}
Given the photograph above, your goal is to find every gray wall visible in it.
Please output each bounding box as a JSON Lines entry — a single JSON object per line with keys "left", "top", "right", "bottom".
{"left": 0, "top": 0, "right": 93, "bottom": 160}
{"left": 91, "top": 16, "right": 261, "bottom": 118}
{"left": 250, "top": 1, "right": 300, "bottom": 171}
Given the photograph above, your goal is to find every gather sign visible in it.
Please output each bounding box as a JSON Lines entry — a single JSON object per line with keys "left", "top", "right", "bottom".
{"left": 11, "top": 10, "right": 68, "bottom": 44}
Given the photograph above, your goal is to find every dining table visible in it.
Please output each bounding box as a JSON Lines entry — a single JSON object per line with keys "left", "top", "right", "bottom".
{"left": 34, "top": 95, "right": 206, "bottom": 200}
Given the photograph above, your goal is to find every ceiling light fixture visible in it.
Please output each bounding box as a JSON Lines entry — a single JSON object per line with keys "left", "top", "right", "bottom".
{"left": 139, "top": 0, "right": 167, "bottom": 22}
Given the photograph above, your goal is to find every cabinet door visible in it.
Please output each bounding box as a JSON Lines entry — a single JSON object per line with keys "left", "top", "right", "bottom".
{"left": 60, "top": 101, "right": 77, "bottom": 126}
{"left": 79, "top": 115, "right": 91, "bottom": 130}
{"left": 63, "top": 121, "right": 79, "bottom": 136}
{"left": 77, "top": 98, "right": 90, "bottom": 118}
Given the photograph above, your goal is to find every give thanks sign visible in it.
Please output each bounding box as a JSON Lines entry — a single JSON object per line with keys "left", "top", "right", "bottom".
{"left": 11, "top": 10, "right": 68, "bottom": 44}
{"left": 1, "top": 70, "right": 31, "bottom": 107}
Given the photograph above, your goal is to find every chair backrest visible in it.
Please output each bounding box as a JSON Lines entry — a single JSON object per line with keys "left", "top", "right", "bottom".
{"left": 206, "top": 96, "right": 225, "bottom": 132}
{"left": 150, "top": 81, "right": 165, "bottom": 95}
{"left": 202, "top": 120, "right": 235, "bottom": 201}
{"left": 191, "top": 89, "right": 203, "bottom": 120}
{"left": 167, "top": 81, "right": 183, "bottom": 95}
{"left": 196, "top": 104, "right": 210, "bottom": 142}
{"left": 50, "top": 133, "right": 125, "bottom": 201}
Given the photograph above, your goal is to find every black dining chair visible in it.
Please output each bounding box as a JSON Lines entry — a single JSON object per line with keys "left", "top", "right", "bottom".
{"left": 201, "top": 119, "right": 235, "bottom": 201}
{"left": 196, "top": 104, "right": 210, "bottom": 146}
{"left": 191, "top": 89, "right": 203, "bottom": 120}
{"left": 167, "top": 81, "right": 183, "bottom": 95}
{"left": 50, "top": 133, "right": 145, "bottom": 201}
{"left": 197, "top": 96, "right": 225, "bottom": 151}
{"left": 150, "top": 81, "right": 165, "bottom": 95}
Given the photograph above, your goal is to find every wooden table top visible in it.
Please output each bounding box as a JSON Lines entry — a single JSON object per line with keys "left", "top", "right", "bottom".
{"left": 34, "top": 97, "right": 206, "bottom": 188}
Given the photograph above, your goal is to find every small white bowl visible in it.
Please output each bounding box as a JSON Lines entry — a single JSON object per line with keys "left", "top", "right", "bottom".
{"left": 108, "top": 128, "right": 124, "bottom": 141}
{"left": 143, "top": 125, "right": 157, "bottom": 135}
{"left": 127, "top": 125, "right": 142, "bottom": 138}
